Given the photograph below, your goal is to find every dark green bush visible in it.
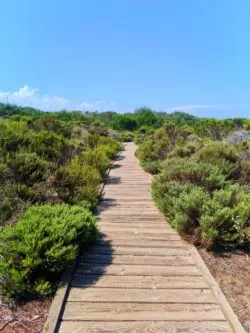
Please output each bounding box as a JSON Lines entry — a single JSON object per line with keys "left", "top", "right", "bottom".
{"left": 7, "top": 152, "right": 51, "bottom": 185}
{"left": 0, "top": 183, "right": 38, "bottom": 223}
{"left": 152, "top": 180, "right": 208, "bottom": 234}
{"left": 160, "top": 157, "right": 227, "bottom": 191}
{"left": 0, "top": 204, "right": 98, "bottom": 298}
{"left": 0, "top": 161, "right": 10, "bottom": 184}
{"left": 200, "top": 185, "right": 250, "bottom": 248}
{"left": 172, "top": 185, "right": 209, "bottom": 235}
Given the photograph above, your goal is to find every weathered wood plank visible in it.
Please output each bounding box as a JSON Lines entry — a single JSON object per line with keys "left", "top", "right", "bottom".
{"left": 71, "top": 275, "right": 209, "bottom": 289}
{"left": 75, "top": 263, "right": 202, "bottom": 276}
{"left": 97, "top": 223, "right": 173, "bottom": 230}
{"left": 99, "top": 232, "right": 181, "bottom": 241}
{"left": 68, "top": 287, "right": 215, "bottom": 303}
{"left": 58, "top": 321, "right": 231, "bottom": 333}
{"left": 84, "top": 245, "right": 190, "bottom": 256}
{"left": 80, "top": 253, "right": 194, "bottom": 265}
{"left": 63, "top": 302, "right": 225, "bottom": 321}
{"left": 97, "top": 239, "right": 186, "bottom": 247}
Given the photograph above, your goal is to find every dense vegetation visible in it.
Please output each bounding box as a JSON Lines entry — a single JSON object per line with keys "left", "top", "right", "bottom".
{"left": 136, "top": 121, "right": 250, "bottom": 250}
{"left": 0, "top": 102, "right": 249, "bottom": 298}
{"left": 0, "top": 104, "right": 122, "bottom": 298}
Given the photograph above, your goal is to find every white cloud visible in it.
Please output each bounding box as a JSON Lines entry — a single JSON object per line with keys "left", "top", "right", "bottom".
{"left": 0, "top": 85, "right": 69, "bottom": 111}
{"left": 166, "top": 104, "right": 249, "bottom": 113}
{"left": 77, "top": 100, "right": 118, "bottom": 112}
{"left": 0, "top": 85, "right": 119, "bottom": 112}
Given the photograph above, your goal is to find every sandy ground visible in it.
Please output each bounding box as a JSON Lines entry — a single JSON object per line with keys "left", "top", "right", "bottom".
{"left": 199, "top": 248, "right": 250, "bottom": 332}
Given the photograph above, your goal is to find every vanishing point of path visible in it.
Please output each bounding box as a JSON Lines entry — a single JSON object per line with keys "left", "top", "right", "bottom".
{"left": 55, "top": 143, "right": 245, "bottom": 333}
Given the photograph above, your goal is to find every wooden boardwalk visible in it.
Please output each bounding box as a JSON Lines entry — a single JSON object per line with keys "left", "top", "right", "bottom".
{"left": 55, "top": 143, "right": 244, "bottom": 333}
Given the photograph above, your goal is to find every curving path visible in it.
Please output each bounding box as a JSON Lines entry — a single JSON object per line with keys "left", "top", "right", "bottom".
{"left": 54, "top": 143, "right": 245, "bottom": 333}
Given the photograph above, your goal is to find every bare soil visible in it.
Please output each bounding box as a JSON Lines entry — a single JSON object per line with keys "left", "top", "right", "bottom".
{"left": 0, "top": 298, "right": 51, "bottom": 333}
{"left": 199, "top": 248, "right": 250, "bottom": 332}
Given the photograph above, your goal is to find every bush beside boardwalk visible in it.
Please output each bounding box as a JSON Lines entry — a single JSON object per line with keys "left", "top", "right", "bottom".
{"left": 0, "top": 109, "right": 122, "bottom": 299}
{"left": 136, "top": 124, "right": 250, "bottom": 250}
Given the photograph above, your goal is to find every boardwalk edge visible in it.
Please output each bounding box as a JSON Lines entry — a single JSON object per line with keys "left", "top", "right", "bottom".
{"left": 189, "top": 245, "right": 246, "bottom": 333}
{"left": 43, "top": 149, "right": 123, "bottom": 333}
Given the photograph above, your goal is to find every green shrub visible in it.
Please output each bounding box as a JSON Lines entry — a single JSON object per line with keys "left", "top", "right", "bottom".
{"left": 0, "top": 161, "right": 10, "bottom": 184}
{"left": 98, "top": 136, "right": 122, "bottom": 153}
{"left": 0, "top": 120, "right": 31, "bottom": 156}
{"left": 152, "top": 180, "right": 208, "bottom": 234}
{"left": 83, "top": 148, "right": 111, "bottom": 177}
{"left": 160, "top": 157, "right": 227, "bottom": 192}
{"left": 194, "top": 140, "right": 239, "bottom": 175}
{"left": 136, "top": 140, "right": 160, "bottom": 163}
{"left": 142, "top": 160, "right": 161, "bottom": 174}
{"left": 57, "top": 157, "right": 101, "bottom": 206}
{"left": 200, "top": 185, "right": 250, "bottom": 248}
{"left": 31, "top": 131, "right": 67, "bottom": 162}
{"left": 0, "top": 204, "right": 98, "bottom": 298}
{"left": 0, "top": 183, "right": 38, "bottom": 223}
{"left": 152, "top": 180, "right": 193, "bottom": 220}
{"left": 7, "top": 152, "right": 51, "bottom": 185}
{"left": 172, "top": 186, "right": 209, "bottom": 234}
{"left": 119, "top": 131, "right": 134, "bottom": 142}
{"left": 238, "top": 160, "right": 250, "bottom": 185}
{"left": 167, "top": 143, "right": 197, "bottom": 159}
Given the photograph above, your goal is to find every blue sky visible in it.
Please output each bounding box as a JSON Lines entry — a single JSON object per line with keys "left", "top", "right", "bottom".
{"left": 0, "top": 0, "right": 250, "bottom": 118}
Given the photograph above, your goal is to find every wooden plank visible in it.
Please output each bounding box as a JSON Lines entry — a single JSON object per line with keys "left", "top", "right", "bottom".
{"left": 84, "top": 245, "right": 190, "bottom": 256}
{"left": 68, "top": 287, "right": 215, "bottom": 303}
{"left": 71, "top": 275, "right": 209, "bottom": 289}
{"left": 58, "top": 321, "right": 231, "bottom": 333}
{"left": 97, "top": 223, "right": 173, "bottom": 230}
{"left": 97, "top": 239, "right": 186, "bottom": 247}
{"left": 99, "top": 233, "right": 181, "bottom": 241}
{"left": 75, "top": 263, "right": 202, "bottom": 276}
{"left": 62, "top": 302, "right": 225, "bottom": 321}
{"left": 80, "top": 253, "right": 194, "bottom": 265}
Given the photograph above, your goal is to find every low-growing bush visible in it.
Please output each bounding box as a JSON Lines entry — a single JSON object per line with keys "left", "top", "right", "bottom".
{"left": 142, "top": 160, "right": 161, "bottom": 174}
{"left": 194, "top": 140, "right": 239, "bottom": 176}
{"left": 152, "top": 180, "right": 209, "bottom": 234}
{"left": 160, "top": 157, "right": 228, "bottom": 191}
{"left": 83, "top": 148, "right": 111, "bottom": 177}
{"left": 0, "top": 161, "right": 10, "bottom": 184}
{"left": 57, "top": 156, "right": 102, "bottom": 207}
{"left": 0, "top": 120, "right": 31, "bottom": 156}
{"left": 200, "top": 185, "right": 250, "bottom": 248}
{"left": 0, "top": 183, "right": 38, "bottom": 223}
{"left": 7, "top": 152, "right": 51, "bottom": 185}
{"left": 0, "top": 204, "right": 98, "bottom": 298}
{"left": 31, "top": 131, "right": 68, "bottom": 163}
{"left": 119, "top": 131, "right": 134, "bottom": 142}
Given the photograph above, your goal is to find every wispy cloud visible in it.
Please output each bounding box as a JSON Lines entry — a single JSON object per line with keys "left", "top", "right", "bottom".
{"left": 77, "top": 100, "right": 118, "bottom": 112}
{"left": 0, "top": 85, "right": 69, "bottom": 111}
{"left": 166, "top": 104, "right": 249, "bottom": 113}
{"left": 0, "top": 85, "right": 119, "bottom": 112}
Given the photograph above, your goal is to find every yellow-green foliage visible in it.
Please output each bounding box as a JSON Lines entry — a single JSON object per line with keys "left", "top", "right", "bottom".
{"left": 57, "top": 156, "right": 101, "bottom": 206}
